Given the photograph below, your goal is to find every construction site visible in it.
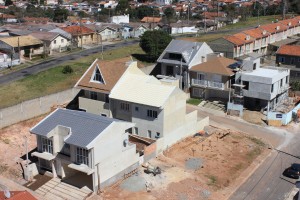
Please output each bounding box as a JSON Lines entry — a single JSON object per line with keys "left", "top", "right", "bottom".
{"left": 100, "top": 126, "right": 270, "bottom": 200}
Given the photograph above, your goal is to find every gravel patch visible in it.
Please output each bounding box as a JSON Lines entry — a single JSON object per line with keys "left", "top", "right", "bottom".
{"left": 120, "top": 173, "right": 146, "bottom": 192}
{"left": 185, "top": 158, "right": 203, "bottom": 170}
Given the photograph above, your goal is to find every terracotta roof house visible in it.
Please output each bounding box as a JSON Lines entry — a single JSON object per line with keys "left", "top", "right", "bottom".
{"left": 141, "top": 17, "right": 162, "bottom": 24}
{"left": 276, "top": 45, "right": 300, "bottom": 75}
{"left": 62, "top": 25, "right": 97, "bottom": 47}
{"left": 242, "top": 28, "right": 270, "bottom": 54}
{"left": 190, "top": 55, "right": 237, "bottom": 100}
{"left": 278, "top": 18, "right": 300, "bottom": 37}
{"left": 74, "top": 57, "right": 132, "bottom": 116}
{"left": 259, "top": 22, "right": 289, "bottom": 43}
{"left": 0, "top": 190, "right": 37, "bottom": 200}
{"left": 30, "top": 32, "right": 71, "bottom": 54}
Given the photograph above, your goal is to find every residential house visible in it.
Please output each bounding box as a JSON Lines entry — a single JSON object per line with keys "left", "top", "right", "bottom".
{"left": 30, "top": 32, "right": 70, "bottom": 54}
{"left": 190, "top": 54, "right": 238, "bottom": 100}
{"left": 156, "top": 0, "right": 172, "bottom": 5}
{"left": 74, "top": 57, "right": 131, "bottom": 117}
{"left": 30, "top": 108, "right": 140, "bottom": 191}
{"left": 0, "top": 35, "right": 43, "bottom": 62}
{"left": 0, "top": 14, "right": 17, "bottom": 23}
{"left": 278, "top": 18, "right": 300, "bottom": 37}
{"left": 259, "top": 22, "right": 289, "bottom": 43}
{"left": 0, "top": 52, "right": 17, "bottom": 68}
{"left": 156, "top": 39, "right": 214, "bottom": 90}
{"left": 109, "top": 61, "right": 207, "bottom": 150}
{"left": 276, "top": 45, "right": 300, "bottom": 79}
{"left": 49, "top": 28, "right": 72, "bottom": 41}
{"left": 141, "top": 17, "right": 162, "bottom": 29}
{"left": 242, "top": 28, "right": 270, "bottom": 55}
{"left": 121, "top": 23, "right": 149, "bottom": 39}
{"left": 170, "top": 21, "right": 199, "bottom": 34}
{"left": 111, "top": 14, "right": 129, "bottom": 24}
{"left": 228, "top": 56, "right": 290, "bottom": 116}
{"left": 62, "top": 25, "right": 97, "bottom": 47}
{"left": 85, "top": 24, "right": 120, "bottom": 41}
{"left": 209, "top": 33, "right": 255, "bottom": 59}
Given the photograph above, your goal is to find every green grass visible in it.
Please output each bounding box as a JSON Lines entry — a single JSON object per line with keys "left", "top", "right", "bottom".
{"left": 187, "top": 98, "right": 202, "bottom": 106}
{"left": 0, "top": 44, "right": 149, "bottom": 109}
{"left": 206, "top": 174, "right": 218, "bottom": 187}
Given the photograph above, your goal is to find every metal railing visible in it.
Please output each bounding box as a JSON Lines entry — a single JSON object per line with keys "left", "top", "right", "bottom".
{"left": 192, "top": 79, "right": 224, "bottom": 90}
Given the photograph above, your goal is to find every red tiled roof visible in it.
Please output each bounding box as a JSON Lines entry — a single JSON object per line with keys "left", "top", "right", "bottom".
{"left": 278, "top": 18, "right": 300, "bottom": 27}
{"left": 242, "top": 28, "right": 270, "bottom": 39}
{"left": 0, "top": 191, "right": 37, "bottom": 200}
{"left": 224, "top": 33, "right": 254, "bottom": 46}
{"left": 259, "top": 22, "right": 288, "bottom": 34}
{"left": 276, "top": 45, "right": 300, "bottom": 57}
{"left": 141, "top": 17, "right": 162, "bottom": 23}
{"left": 62, "top": 25, "right": 95, "bottom": 36}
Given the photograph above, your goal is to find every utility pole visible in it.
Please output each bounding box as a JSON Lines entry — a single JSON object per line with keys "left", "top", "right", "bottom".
{"left": 187, "top": 1, "right": 190, "bottom": 25}
{"left": 282, "top": 0, "right": 286, "bottom": 19}
{"left": 24, "top": 136, "right": 29, "bottom": 181}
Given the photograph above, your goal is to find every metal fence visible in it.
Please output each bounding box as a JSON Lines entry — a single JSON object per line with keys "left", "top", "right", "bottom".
{"left": 0, "top": 88, "right": 80, "bottom": 129}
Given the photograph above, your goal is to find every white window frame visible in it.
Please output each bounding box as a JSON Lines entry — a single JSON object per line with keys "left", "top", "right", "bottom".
{"left": 91, "top": 65, "right": 106, "bottom": 84}
{"left": 76, "top": 147, "right": 89, "bottom": 165}
{"left": 42, "top": 137, "right": 53, "bottom": 154}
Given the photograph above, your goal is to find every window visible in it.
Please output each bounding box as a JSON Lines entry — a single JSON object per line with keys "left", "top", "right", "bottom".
{"left": 93, "top": 68, "right": 104, "bottom": 83}
{"left": 76, "top": 147, "right": 89, "bottom": 165}
{"left": 61, "top": 39, "right": 64, "bottom": 43}
{"left": 105, "top": 94, "right": 109, "bottom": 103}
{"left": 121, "top": 102, "right": 130, "bottom": 111}
{"left": 166, "top": 66, "right": 173, "bottom": 76}
{"left": 61, "top": 144, "right": 70, "bottom": 156}
{"left": 101, "top": 114, "right": 107, "bottom": 117}
{"left": 135, "top": 106, "right": 139, "bottom": 111}
{"left": 148, "top": 130, "right": 152, "bottom": 138}
{"left": 280, "top": 79, "right": 283, "bottom": 87}
{"left": 155, "top": 132, "right": 160, "bottom": 138}
{"left": 271, "top": 84, "right": 274, "bottom": 93}
{"left": 286, "top": 76, "right": 289, "bottom": 83}
{"left": 90, "top": 91, "right": 97, "bottom": 100}
{"left": 291, "top": 58, "right": 295, "bottom": 65}
{"left": 253, "top": 63, "right": 257, "bottom": 70}
{"left": 147, "top": 109, "right": 157, "bottom": 118}
{"left": 42, "top": 137, "right": 53, "bottom": 154}
{"left": 243, "top": 81, "right": 249, "bottom": 90}
{"left": 134, "top": 127, "right": 138, "bottom": 135}
{"left": 54, "top": 40, "right": 56, "bottom": 44}
{"left": 279, "top": 57, "right": 285, "bottom": 63}
{"left": 197, "top": 73, "right": 204, "bottom": 80}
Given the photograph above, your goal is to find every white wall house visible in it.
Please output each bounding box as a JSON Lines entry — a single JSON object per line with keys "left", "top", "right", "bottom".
{"left": 30, "top": 109, "right": 140, "bottom": 192}
{"left": 111, "top": 14, "right": 129, "bottom": 24}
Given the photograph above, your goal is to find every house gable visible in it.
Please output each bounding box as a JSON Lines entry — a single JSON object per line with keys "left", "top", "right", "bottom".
{"left": 90, "top": 64, "right": 106, "bottom": 84}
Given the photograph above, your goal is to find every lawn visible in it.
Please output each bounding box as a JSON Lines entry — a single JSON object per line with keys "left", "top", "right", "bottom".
{"left": 0, "top": 44, "right": 149, "bottom": 109}
{"left": 187, "top": 98, "right": 202, "bottom": 106}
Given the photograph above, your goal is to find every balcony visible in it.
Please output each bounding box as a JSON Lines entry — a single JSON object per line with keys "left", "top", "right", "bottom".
{"left": 192, "top": 79, "right": 224, "bottom": 90}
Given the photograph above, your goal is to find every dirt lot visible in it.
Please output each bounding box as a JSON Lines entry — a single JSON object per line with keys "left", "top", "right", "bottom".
{"left": 0, "top": 115, "right": 45, "bottom": 185}
{"left": 100, "top": 126, "right": 270, "bottom": 200}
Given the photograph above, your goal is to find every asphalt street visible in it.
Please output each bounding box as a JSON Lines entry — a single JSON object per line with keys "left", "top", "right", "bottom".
{"left": 0, "top": 26, "right": 255, "bottom": 86}
{"left": 0, "top": 40, "right": 139, "bottom": 85}
{"left": 187, "top": 105, "right": 300, "bottom": 200}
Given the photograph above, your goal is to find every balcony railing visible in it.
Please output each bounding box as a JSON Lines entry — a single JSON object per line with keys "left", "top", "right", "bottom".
{"left": 192, "top": 79, "right": 224, "bottom": 90}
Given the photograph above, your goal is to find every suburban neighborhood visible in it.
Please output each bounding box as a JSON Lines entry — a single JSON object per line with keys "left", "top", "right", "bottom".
{"left": 0, "top": 0, "right": 300, "bottom": 199}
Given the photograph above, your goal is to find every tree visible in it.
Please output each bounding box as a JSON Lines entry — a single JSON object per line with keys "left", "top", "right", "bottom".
{"left": 136, "top": 6, "right": 159, "bottom": 19}
{"left": 53, "top": 7, "right": 69, "bottom": 22}
{"left": 164, "top": 7, "right": 175, "bottom": 20}
{"left": 139, "top": 30, "right": 172, "bottom": 61}
{"left": 5, "top": 0, "right": 13, "bottom": 6}
{"left": 252, "top": 2, "right": 264, "bottom": 17}
{"left": 115, "top": 0, "right": 129, "bottom": 15}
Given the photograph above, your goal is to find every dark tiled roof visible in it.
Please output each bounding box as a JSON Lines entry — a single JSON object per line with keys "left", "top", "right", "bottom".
{"left": 30, "top": 109, "right": 119, "bottom": 148}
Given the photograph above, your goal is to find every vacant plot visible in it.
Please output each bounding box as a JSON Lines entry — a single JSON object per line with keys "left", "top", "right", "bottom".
{"left": 0, "top": 44, "right": 149, "bottom": 109}
{"left": 101, "top": 126, "right": 270, "bottom": 200}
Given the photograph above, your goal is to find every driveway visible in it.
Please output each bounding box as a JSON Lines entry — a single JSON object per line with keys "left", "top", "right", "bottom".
{"left": 34, "top": 177, "right": 92, "bottom": 200}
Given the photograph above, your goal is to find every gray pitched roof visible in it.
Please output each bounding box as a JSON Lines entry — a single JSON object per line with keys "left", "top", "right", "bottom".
{"left": 157, "top": 39, "right": 205, "bottom": 65}
{"left": 30, "top": 109, "right": 119, "bottom": 148}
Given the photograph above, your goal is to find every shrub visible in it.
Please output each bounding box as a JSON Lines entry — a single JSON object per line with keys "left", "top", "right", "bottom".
{"left": 62, "top": 65, "right": 73, "bottom": 74}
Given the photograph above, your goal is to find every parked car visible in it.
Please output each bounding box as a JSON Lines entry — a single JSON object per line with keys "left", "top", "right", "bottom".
{"left": 283, "top": 163, "right": 300, "bottom": 179}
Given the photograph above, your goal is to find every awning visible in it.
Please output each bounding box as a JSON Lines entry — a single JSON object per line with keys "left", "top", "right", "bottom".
{"left": 68, "top": 163, "right": 94, "bottom": 175}
{"left": 32, "top": 152, "right": 55, "bottom": 161}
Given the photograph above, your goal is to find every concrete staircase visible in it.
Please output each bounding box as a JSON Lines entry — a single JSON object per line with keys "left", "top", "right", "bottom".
{"left": 199, "top": 100, "right": 226, "bottom": 112}
{"left": 35, "top": 177, "right": 92, "bottom": 200}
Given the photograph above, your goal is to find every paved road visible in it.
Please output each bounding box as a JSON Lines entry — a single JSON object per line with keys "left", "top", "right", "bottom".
{"left": 187, "top": 105, "right": 300, "bottom": 200}
{"left": 0, "top": 26, "right": 255, "bottom": 86}
{"left": 0, "top": 40, "right": 139, "bottom": 85}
